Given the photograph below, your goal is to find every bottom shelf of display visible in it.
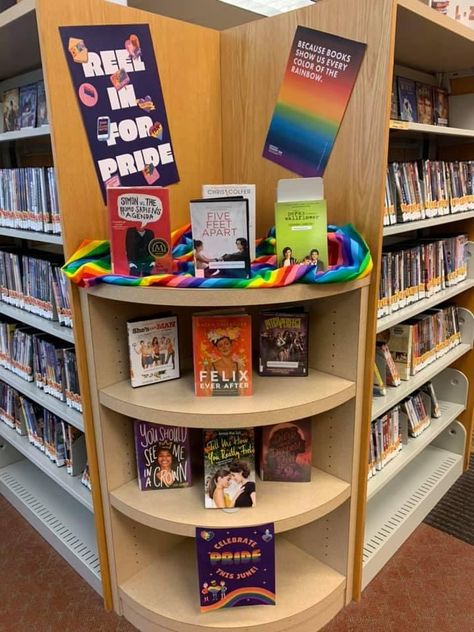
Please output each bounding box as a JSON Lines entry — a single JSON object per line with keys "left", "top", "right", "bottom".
{"left": 120, "top": 537, "right": 345, "bottom": 632}
{"left": 0, "top": 458, "right": 101, "bottom": 595}
{"left": 362, "top": 422, "right": 465, "bottom": 589}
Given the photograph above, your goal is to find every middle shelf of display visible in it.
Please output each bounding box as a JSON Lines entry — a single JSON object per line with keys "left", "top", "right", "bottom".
{"left": 110, "top": 467, "right": 350, "bottom": 536}
{"left": 99, "top": 370, "right": 355, "bottom": 427}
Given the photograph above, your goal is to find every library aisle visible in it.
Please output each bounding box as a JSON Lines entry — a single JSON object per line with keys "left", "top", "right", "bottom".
{"left": 1, "top": 493, "right": 473, "bottom": 632}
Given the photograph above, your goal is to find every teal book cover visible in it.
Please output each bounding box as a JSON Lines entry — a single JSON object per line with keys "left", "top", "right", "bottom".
{"left": 275, "top": 199, "right": 328, "bottom": 269}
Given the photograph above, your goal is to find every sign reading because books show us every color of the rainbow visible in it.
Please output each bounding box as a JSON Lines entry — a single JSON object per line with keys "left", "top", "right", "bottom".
{"left": 263, "top": 26, "right": 366, "bottom": 177}
{"left": 59, "top": 24, "right": 179, "bottom": 200}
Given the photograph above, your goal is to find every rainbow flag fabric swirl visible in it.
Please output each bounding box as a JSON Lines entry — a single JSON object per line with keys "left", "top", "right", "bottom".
{"left": 62, "top": 223, "right": 372, "bottom": 289}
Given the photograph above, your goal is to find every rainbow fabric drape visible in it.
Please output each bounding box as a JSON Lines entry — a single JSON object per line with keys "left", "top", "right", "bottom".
{"left": 62, "top": 223, "right": 372, "bottom": 289}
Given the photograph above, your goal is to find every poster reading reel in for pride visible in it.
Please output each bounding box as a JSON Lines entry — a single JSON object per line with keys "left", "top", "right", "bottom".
{"left": 263, "top": 26, "right": 366, "bottom": 177}
{"left": 59, "top": 24, "right": 179, "bottom": 200}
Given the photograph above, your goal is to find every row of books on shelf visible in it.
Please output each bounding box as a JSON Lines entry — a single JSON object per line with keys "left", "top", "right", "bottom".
{"left": 135, "top": 420, "right": 311, "bottom": 498}
{"left": 107, "top": 181, "right": 328, "bottom": 279}
{"left": 0, "top": 167, "right": 60, "bottom": 234}
{"left": 391, "top": 75, "right": 448, "bottom": 126}
{"left": 0, "top": 249, "right": 72, "bottom": 326}
{"left": 377, "top": 234, "right": 468, "bottom": 318}
{"left": 1, "top": 80, "right": 48, "bottom": 133}
{"left": 127, "top": 309, "right": 309, "bottom": 394}
{"left": 368, "top": 382, "right": 441, "bottom": 479}
{"left": 0, "top": 381, "right": 90, "bottom": 489}
{"left": 0, "top": 317, "right": 81, "bottom": 411}
{"left": 384, "top": 160, "right": 474, "bottom": 226}
{"left": 375, "top": 305, "right": 461, "bottom": 386}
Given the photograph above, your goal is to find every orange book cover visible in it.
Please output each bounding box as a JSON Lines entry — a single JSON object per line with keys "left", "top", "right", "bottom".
{"left": 192, "top": 313, "right": 252, "bottom": 397}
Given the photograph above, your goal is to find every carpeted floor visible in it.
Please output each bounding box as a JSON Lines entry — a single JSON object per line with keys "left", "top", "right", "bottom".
{"left": 424, "top": 456, "right": 474, "bottom": 546}
{"left": 1, "top": 494, "right": 473, "bottom": 631}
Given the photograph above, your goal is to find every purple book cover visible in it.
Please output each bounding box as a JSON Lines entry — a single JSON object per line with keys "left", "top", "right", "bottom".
{"left": 196, "top": 523, "right": 275, "bottom": 612}
{"left": 134, "top": 420, "right": 191, "bottom": 490}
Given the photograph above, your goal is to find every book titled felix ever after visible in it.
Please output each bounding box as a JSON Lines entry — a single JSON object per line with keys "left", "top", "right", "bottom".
{"left": 196, "top": 523, "right": 275, "bottom": 612}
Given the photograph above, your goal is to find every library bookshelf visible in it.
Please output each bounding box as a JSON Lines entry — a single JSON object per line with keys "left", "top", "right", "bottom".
{"left": 352, "top": 0, "right": 474, "bottom": 594}
{"left": 80, "top": 278, "right": 369, "bottom": 631}
{"left": 0, "top": 0, "right": 111, "bottom": 604}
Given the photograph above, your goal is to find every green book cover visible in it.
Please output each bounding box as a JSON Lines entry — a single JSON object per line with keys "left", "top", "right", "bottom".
{"left": 275, "top": 200, "right": 328, "bottom": 269}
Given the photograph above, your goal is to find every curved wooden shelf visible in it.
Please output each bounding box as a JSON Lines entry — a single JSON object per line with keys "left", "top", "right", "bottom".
{"left": 99, "top": 370, "right": 355, "bottom": 427}
{"left": 110, "top": 468, "right": 350, "bottom": 537}
{"left": 120, "top": 537, "right": 345, "bottom": 632}
{"left": 86, "top": 276, "right": 370, "bottom": 308}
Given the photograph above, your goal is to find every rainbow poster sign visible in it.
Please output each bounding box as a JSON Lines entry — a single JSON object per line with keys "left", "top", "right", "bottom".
{"left": 263, "top": 26, "right": 366, "bottom": 177}
{"left": 196, "top": 523, "right": 275, "bottom": 612}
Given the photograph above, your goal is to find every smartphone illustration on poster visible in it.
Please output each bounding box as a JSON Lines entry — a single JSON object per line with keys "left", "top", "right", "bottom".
{"left": 97, "top": 116, "right": 110, "bottom": 141}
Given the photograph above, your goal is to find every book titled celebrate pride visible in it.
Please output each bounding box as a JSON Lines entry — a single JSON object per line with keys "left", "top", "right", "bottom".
{"left": 196, "top": 523, "right": 275, "bottom": 612}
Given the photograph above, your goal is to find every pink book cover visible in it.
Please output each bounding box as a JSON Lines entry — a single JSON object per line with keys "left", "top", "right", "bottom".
{"left": 107, "top": 187, "right": 172, "bottom": 277}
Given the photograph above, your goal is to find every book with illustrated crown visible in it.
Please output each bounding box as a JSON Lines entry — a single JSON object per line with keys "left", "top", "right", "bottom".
{"left": 134, "top": 420, "right": 191, "bottom": 490}
{"left": 192, "top": 312, "right": 252, "bottom": 397}
{"left": 196, "top": 522, "right": 275, "bottom": 612}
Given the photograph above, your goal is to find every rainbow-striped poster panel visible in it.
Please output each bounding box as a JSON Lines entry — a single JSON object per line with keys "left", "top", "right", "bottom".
{"left": 263, "top": 26, "right": 366, "bottom": 177}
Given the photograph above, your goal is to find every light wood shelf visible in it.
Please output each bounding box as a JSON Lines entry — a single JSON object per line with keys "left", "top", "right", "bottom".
{"left": 383, "top": 211, "right": 474, "bottom": 237}
{"left": 363, "top": 426, "right": 465, "bottom": 588}
{"left": 0, "top": 0, "right": 39, "bottom": 81}
{"left": 110, "top": 468, "right": 350, "bottom": 537}
{"left": 0, "top": 125, "right": 50, "bottom": 143}
{"left": 87, "top": 276, "right": 370, "bottom": 308}
{"left": 0, "top": 421, "right": 92, "bottom": 510}
{"left": 389, "top": 119, "right": 474, "bottom": 137}
{"left": 395, "top": 0, "right": 474, "bottom": 72}
{"left": 0, "top": 457, "right": 100, "bottom": 594}
{"left": 0, "top": 301, "right": 74, "bottom": 343}
{"left": 367, "top": 399, "right": 465, "bottom": 500}
{"left": 376, "top": 279, "right": 474, "bottom": 334}
{"left": 0, "top": 366, "right": 84, "bottom": 431}
{"left": 99, "top": 370, "right": 356, "bottom": 427}
{"left": 119, "top": 537, "right": 346, "bottom": 632}
{"left": 372, "top": 342, "right": 471, "bottom": 421}
{"left": 0, "top": 226, "right": 63, "bottom": 244}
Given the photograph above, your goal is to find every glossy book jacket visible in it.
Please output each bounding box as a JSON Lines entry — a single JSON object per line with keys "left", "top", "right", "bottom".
{"left": 134, "top": 420, "right": 191, "bottom": 490}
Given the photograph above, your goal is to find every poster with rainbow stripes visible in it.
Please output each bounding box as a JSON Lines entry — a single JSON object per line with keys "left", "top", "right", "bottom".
{"left": 196, "top": 523, "right": 275, "bottom": 611}
{"left": 263, "top": 26, "right": 366, "bottom": 177}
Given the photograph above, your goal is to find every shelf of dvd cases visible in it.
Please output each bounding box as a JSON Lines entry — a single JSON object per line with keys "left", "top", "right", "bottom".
{"left": 367, "top": 367, "right": 468, "bottom": 500}
{"left": 0, "top": 457, "right": 101, "bottom": 594}
{"left": 110, "top": 467, "right": 350, "bottom": 537}
{"left": 376, "top": 279, "right": 474, "bottom": 334}
{"left": 389, "top": 119, "right": 474, "bottom": 138}
{"left": 0, "top": 226, "right": 62, "bottom": 244}
{"left": 0, "top": 421, "right": 92, "bottom": 509}
{"left": 99, "top": 370, "right": 356, "bottom": 428}
{"left": 0, "top": 124, "right": 50, "bottom": 143}
{"left": 119, "top": 536, "right": 345, "bottom": 632}
{"left": 383, "top": 210, "right": 474, "bottom": 237}
{"left": 0, "top": 366, "right": 83, "bottom": 431}
{"left": 362, "top": 421, "right": 465, "bottom": 588}
{"left": 372, "top": 341, "right": 472, "bottom": 421}
{"left": 0, "top": 301, "right": 74, "bottom": 343}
